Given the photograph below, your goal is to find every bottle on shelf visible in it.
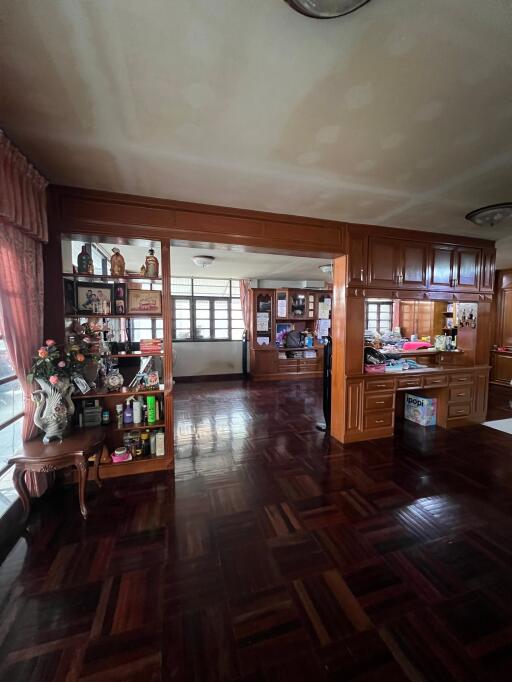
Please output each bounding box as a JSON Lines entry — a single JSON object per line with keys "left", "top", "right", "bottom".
{"left": 155, "top": 430, "right": 165, "bottom": 457}
{"left": 133, "top": 397, "right": 143, "bottom": 425}
{"left": 147, "top": 395, "right": 157, "bottom": 424}
{"left": 123, "top": 399, "right": 133, "bottom": 425}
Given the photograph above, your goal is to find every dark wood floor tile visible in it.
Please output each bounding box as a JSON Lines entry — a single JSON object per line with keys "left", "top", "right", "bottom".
{"left": 108, "top": 528, "right": 167, "bottom": 575}
{"left": 163, "top": 556, "right": 226, "bottom": 612}
{"left": 259, "top": 503, "right": 303, "bottom": 539}
{"left": 79, "top": 627, "right": 161, "bottom": 681}
{"left": 354, "top": 512, "right": 420, "bottom": 554}
{"left": 317, "top": 629, "right": 410, "bottom": 681}
{"left": 314, "top": 524, "right": 378, "bottom": 572}
{"left": 212, "top": 510, "right": 265, "bottom": 550}
{"left": 221, "top": 542, "right": 283, "bottom": 599}
{"left": 230, "top": 585, "right": 311, "bottom": 674}
{"left": 232, "top": 652, "right": 326, "bottom": 682}
{"left": 0, "top": 582, "right": 101, "bottom": 658}
{"left": 163, "top": 604, "right": 239, "bottom": 682}
{"left": 293, "top": 495, "right": 347, "bottom": 530}
{"left": 0, "top": 643, "right": 84, "bottom": 682}
{"left": 268, "top": 532, "right": 333, "bottom": 580}
{"left": 291, "top": 569, "right": 371, "bottom": 646}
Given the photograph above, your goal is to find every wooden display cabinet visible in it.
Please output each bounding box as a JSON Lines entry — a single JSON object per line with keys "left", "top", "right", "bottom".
{"left": 61, "top": 238, "right": 174, "bottom": 477}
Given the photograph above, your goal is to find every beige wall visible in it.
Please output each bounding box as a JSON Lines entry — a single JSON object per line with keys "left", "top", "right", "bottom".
{"left": 173, "top": 341, "right": 243, "bottom": 377}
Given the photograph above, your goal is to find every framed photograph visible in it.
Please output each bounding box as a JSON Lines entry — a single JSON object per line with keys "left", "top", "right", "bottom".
{"left": 113, "top": 282, "right": 127, "bottom": 315}
{"left": 64, "top": 278, "right": 76, "bottom": 315}
{"left": 127, "top": 288, "right": 162, "bottom": 316}
{"left": 76, "top": 282, "right": 113, "bottom": 315}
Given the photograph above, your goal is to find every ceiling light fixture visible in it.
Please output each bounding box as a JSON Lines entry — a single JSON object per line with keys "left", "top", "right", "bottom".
{"left": 284, "top": 0, "right": 371, "bottom": 19}
{"left": 319, "top": 264, "right": 333, "bottom": 274}
{"left": 192, "top": 255, "right": 215, "bottom": 268}
{"left": 465, "top": 203, "right": 512, "bottom": 228}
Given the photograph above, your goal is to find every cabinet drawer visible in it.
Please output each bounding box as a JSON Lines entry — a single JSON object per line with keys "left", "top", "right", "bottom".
{"left": 449, "top": 373, "right": 474, "bottom": 384}
{"left": 448, "top": 403, "right": 471, "bottom": 418}
{"left": 449, "top": 386, "right": 472, "bottom": 403}
{"left": 397, "top": 376, "right": 424, "bottom": 390}
{"left": 424, "top": 375, "right": 448, "bottom": 388}
{"left": 364, "top": 411, "right": 394, "bottom": 429}
{"left": 278, "top": 359, "right": 299, "bottom": 372}
{"left": 365, "top": 377, "right": 395, "bottom": 391}
{"left": 365, "top": 393, "right": 394, "bottom": 411}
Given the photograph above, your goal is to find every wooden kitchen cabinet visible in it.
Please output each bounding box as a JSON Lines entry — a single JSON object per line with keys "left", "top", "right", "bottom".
{"left": 480, "top": 248, "right": 495, "bottom": 293}
{"left": 368, "top": 237, "right": 428, "bottom": 289}
{"left": 345, "top": 227, "right": 368, "bottom": 287}
{"left": 430, "top": 245, "right": 480, "bottom": 292}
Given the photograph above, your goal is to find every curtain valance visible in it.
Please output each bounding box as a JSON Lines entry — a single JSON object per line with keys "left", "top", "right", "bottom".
{"left": 0, "top": 129, "right": 48, "bottom": 243}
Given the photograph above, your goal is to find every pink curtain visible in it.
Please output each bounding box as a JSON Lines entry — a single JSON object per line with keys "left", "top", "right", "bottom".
{"left": 239, "top": 279, "right": 251, "bottom": 339}
{"left": 0, "top": 222, "right": 44, "bottom": 441}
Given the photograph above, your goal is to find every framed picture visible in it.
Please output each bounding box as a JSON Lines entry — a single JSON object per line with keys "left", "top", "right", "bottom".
{"left": 64, "top": 278, "right": 76, "bottom": 315}
{"left": 113, "top": 282, "right": 127, "bottom": 315}
{"left": 76, "top": 282, "right": 113, "bottom": 315}
{"left": 127, "top": 288, "right": 162, "bottom": 315}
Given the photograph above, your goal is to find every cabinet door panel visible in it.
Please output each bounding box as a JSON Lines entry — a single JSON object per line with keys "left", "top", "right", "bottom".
{"left": 455, "top": 247, "right": 480, "bottom": 290}
{"left": 345, "top": 379, "right": 364, "bottom": 435}
{"left": 430, "top": 245, "right": 454, "bottom": 289}
{"left": 480, "top": 248, "right": 495, "bottom": 293}
{"left": 368, "top": 238, "right": 399, "bottom": 287}
{"left": 401, "top": 242, "right": 428, "bottom": 289}
{"left": 346, "top": 229, "right": 367, "bottom": 286}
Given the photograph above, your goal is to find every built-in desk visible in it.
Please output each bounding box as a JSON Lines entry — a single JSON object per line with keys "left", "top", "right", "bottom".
{"left": 343, "top": 365, "right": 490, "bottom": 443}
{"left": 250, "top": 344, "right": 325, "bottom": 381}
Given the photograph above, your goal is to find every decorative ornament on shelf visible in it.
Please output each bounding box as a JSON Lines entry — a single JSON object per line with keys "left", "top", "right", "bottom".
{"left": 77, "top": 244, "right": 94, "bottom": 274}
{"left": 110, "top": 247, "right": 126, "bottom": 277}
{"left": 144, "top": 248, "right": 160, "bottom": 277}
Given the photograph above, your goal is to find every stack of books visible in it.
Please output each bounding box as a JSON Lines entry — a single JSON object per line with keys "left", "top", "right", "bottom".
{"left": 140, "top": 338, "right": 163, "bottom": 354}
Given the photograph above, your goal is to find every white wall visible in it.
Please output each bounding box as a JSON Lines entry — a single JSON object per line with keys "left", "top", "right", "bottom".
{"left": 173, "top": 341, "right": 243, "bottom": 377}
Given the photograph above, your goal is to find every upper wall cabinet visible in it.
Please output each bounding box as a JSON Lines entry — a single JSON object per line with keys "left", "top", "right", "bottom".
{"left": 368, "top": 237, "right": 428, "bottom": 289}
{"left": 345, "top": 227, "right": 368, "bottom": 287}
{"left": 430, "top": 245, "right": 481, "bottom": 292}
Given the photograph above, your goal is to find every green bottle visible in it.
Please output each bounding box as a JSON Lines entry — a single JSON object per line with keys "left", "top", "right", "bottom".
{"left": 147, "top": 395, "right": 157, "bottom": 424}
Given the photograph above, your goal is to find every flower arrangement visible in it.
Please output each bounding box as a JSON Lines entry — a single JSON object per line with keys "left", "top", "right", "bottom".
{"left": 27, "top": 338, "right": 95, "bottom": 386}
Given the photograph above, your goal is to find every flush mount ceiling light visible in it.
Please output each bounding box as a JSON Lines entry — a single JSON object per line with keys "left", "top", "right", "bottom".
{"left": 319, "top": 263, "right": 333, "bottom": 274}
{"left": 192, "top": 255, "right": 215, "bottom": 268}
{"left": 465, "top": 203, "right": 512, "bottom": 228}
{"left": 284, "top": 0, "right": 371, "bottom": 19}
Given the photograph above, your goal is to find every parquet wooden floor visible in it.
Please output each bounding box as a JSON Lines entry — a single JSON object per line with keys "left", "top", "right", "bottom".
{"left": 1, "top": 379, "right": 512, "bottom": 681}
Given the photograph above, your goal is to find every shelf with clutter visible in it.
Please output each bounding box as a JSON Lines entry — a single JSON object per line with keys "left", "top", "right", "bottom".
{"left": 249, "top": 286, "right": 332, "bottom": 381}
{"left": 48, "top": 236, "right": 174, "bottom": 476}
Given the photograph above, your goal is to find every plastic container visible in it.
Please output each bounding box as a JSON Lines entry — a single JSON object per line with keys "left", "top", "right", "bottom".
{"left": 112, "top": 447, "right": 132, "bottom": 463}
{"left": 404, "top": 393, "right": 437, "bottom": 426}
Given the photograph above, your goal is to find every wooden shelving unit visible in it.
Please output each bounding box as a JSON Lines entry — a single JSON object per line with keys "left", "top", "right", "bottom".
{"left": 61, "top": 239, "right": 174, "bottom": 477}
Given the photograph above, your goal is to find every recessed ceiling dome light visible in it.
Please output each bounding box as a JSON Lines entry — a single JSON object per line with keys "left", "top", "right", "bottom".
{"left": 192, "top": 255, "right": 215, "bottom": 268}
{"left": 465, "top": 203, "right": 512, "bottom": 228}
{"left": 284, "top": 0, "right": 371, "bottom": 19}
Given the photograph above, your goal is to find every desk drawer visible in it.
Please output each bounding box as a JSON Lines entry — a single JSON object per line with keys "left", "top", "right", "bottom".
{"left": 365, "top": 393, "right": 394, "bottom": 411}
{"left": 449, "top": 386, "right": 472, "bottom": 403}
{"left": 397, "top": 376, "right": 424, "bottom": 390}
{"left": 278, "top": 359, "right": 299, "bottom": 372}
{"left": 448, "top": 403, "right": 471, "bottom": 418}
{"left": 424, "top": 375, "right": 448, "bottom": 388}
{"left": 365, "top": 377, "right": 395, "bottom": 391}
{"left": 449, "top": 373, "right": 474, "bottom": 384}
{"left": 364, "top": 410, "right": 394, "bottom": 430}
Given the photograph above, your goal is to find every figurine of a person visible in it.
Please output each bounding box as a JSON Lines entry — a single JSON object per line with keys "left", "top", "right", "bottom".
{"left": 144, "top": 248, "right": 159, "bottom": 277}
{"left": 77, "top": 244, "right": 94, "bottom": 274}
{"left": 110, "top": 247, "right": 125, "bottom": 277}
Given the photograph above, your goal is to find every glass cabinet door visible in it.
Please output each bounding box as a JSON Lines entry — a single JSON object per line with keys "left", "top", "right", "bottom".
{"left": 289, "top": 292, "right": 306, "bottom": 318}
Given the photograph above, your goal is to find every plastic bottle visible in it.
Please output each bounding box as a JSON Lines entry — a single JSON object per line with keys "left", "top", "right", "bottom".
{"left": 115, "top": 404, "right": 123, "bottom": 428}
{"left": 133, "top": 398, "right": 143, "bottom": 425}
{"left": 147, "top": 395, "right": 157, "bottom": 424}
{"left": 155, "top": 430, "right": 165, "bottom": 457}
{"left": 123, "top": 399, "right": 133, "bottom": 425}
{"left": 150, "top": 432, "right": 156, "bottom": 456}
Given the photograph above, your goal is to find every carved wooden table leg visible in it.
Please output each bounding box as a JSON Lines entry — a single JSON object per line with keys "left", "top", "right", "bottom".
{"left": 93, "top": 445, "right": 103, "bottom": 488}
{"left": 13, "top": 466, "right": 31, "bottom": 524}
{"left": 75, "top": 456, "right": 89, "bottom": 519}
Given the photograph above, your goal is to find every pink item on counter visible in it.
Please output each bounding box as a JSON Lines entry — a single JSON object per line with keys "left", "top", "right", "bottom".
{"left": 364, "top": 364, "right": 386, "bottom": 373}
{"left": 402, "top": 341, "right": 432, "bottom": 351}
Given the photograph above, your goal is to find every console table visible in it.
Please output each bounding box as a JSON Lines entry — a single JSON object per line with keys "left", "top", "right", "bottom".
{"left": 8, "top": 427, "right": 105, "bottom": 521}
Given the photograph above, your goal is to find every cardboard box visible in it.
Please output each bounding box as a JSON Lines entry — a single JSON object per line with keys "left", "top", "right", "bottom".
{"left": 404, "top": 393, "right": 437, "bottom": 426}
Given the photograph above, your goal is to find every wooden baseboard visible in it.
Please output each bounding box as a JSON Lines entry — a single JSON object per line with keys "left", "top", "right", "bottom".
{"left": 174, "top": 373, "right": 245, "bottom": 383}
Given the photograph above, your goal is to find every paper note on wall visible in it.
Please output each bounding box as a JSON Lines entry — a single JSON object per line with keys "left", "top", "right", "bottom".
{"left": 256, "top": 313, "right": 269, "bottom": 331}
{"left": 277, "top": 300, "right": 287, "bottom": 317}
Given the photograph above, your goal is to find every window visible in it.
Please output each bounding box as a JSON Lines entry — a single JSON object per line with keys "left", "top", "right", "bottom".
{"left": 0, "top": 335, "right": 24, "bottom": 475}
{"left": 365, "top": 301, "right": 393, "bottom": 334}
{"left": 171, "top": 278, "right": 243, "bottom": 341}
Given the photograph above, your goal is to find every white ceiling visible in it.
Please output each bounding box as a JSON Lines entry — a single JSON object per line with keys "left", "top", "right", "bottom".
{"left": 2, "top": 0, "right": 512, "bottom": 264}
{"left": 95, "top": 242, "right": 330, "bottom": 281}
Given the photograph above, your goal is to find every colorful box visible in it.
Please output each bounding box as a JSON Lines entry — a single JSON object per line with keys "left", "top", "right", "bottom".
{"left": 404, "top": 393, "right": 437, "bottom": 426}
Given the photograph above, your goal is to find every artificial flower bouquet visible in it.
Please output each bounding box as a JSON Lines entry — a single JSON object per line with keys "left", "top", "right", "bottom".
{"left": 27, "top": 338, "right": 95, "bottom": 385}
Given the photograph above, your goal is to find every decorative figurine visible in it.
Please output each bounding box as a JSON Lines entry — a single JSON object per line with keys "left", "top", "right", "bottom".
{"left": 110, "top": 247, "right": 126, "bottom": 277}
{"left": 77, "top": 244, "right": 94, "bottom": 274}
{"left": 139, "top": 264, "right": 147, "bottom": 276}
{"left": 144, "top": 248, "right": 159, "bottom": 277}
